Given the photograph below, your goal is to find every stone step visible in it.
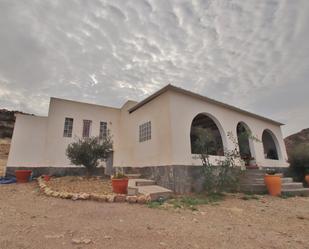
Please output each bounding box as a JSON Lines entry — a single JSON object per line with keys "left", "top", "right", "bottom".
{"left": 282, "top": 188, "right": 309, "bottom": 197}
{"left": 282, "top": 182, "right": 304, "bottom": 190}
{"left": 137, "top": 185, "right": 173, "bottom": 201}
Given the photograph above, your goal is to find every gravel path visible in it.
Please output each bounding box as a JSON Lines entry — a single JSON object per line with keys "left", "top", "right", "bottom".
{"left": 0, "top": 183, "right": 309, "bottom": 249}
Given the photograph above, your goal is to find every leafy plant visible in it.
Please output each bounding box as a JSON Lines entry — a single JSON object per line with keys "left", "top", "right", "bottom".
{"left": 66, "top": 134, "right": 113, "bottom": 177}
{"left": 265, "top": 168, "right": 277, "bottom": 175}
{"left": 148, "top": 194, "right": 224, "bottom": 210}
{"left": 112, "top": 172, "right": 127, "bottom": 179}
{"left": 194, "top": 129, "right": 254, "bottom": 193}
{"left": 288, "top": 144, "right": 309, "bottom": 181}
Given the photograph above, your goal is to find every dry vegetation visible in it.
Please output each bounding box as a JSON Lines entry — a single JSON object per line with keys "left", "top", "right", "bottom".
{"left": 46, "top": 176, "right": 113, "bottom": 195}
{"left": 0, "top": 138, "right": 10, "bottom": 176}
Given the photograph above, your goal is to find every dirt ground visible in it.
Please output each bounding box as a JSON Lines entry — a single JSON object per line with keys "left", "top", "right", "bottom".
{"left": 1, "top": 183, "right": 309, "bottom": 249}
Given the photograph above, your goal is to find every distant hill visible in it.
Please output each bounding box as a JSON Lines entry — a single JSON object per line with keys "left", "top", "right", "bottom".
{"left": 0, "top": 109, "right": 32, "bottom": 139}
{"left": 284, "top": 128, "right": 309, "bottom": 153}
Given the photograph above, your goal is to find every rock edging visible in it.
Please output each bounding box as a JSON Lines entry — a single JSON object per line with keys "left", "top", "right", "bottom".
{"left": 37, "top": 177, "right": 150, "bottom": 204}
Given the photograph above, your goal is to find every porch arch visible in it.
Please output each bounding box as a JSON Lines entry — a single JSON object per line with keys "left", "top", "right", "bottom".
{"left": 190, "top": 113, "right": 226, "bottom": 155}
{"left": 262, "top": 129, "right": 281, "bottom": 160}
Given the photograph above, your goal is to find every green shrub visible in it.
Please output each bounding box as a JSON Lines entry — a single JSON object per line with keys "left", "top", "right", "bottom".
{"left": 288, "top": 144, "right": 309, "bottom": 181}
{"left": 66, "top": 135, "right": 113, "bottom": 177}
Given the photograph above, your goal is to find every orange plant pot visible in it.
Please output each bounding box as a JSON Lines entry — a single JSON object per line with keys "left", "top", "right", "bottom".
{"left": 305, "top": 175, "right": 309, "bottom": 186}
{"left": 264, "top": 174, "right": 281, "bottom": 196}
{"left": 43, "top": 175, "right": 51, "bottom": 181}
{"left": 111, "top": 178, "right": 129, "bottom": 194}
{"left": 15, "top": 170, "right": 32, "bottom": 183}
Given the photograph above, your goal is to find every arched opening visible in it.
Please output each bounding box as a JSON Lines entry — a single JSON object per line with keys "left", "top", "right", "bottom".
{"left": 262, "top": 130, "right": 279, "bottom": 160}
{"left": 190, "top": 113, "right": 224, "bottom": 156}
{"left": 236, "top": 122, "right": 252, "bottom": 164}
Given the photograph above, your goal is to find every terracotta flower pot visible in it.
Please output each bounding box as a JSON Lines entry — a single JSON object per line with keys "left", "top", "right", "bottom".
{"left": 43, "top": 175, "right": 51, "bottom": 181}
{"left": 305, "top": 175, "right": 309, "bottom": 186}
{"left": 15, "top": 170, "right": 32, "bottom": 183}
{"left": 264, "top": 174, "right": 281, "bottom": 196}
{"left": 112, "top": 178, "right": 129, "bottom": 194}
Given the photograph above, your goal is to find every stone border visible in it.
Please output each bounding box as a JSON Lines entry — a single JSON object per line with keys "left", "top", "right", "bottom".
{"left": 37, "top": 177, "right": 150, "bottom": 204}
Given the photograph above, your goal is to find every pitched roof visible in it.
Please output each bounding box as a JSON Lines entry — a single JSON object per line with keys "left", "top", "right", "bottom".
{"left": 128, "top": 84, "right": 284, "bottom": 126}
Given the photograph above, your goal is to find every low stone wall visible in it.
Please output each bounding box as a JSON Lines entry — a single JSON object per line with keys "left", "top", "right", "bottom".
{"left": 5, "top": 166, "right": 106, "bottom": 178}
{"left": 124, "top": 165, "right": 205, "bottom": 194}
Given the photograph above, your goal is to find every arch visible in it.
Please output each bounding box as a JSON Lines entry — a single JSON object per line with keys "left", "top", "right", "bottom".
{"left": 190, "top": 113, "right": 225, "bottom": 156}
{"left": 262, "top": 129, "right": 280, "bottom": 160}
{"left": 236, "top": 122, "right": 254, "bottom": 163}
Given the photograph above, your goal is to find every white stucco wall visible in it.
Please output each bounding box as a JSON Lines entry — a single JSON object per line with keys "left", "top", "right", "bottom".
{"left": 168, "top": 91, "right": 289, "bottom": 168}
{"left": 7, "top": 89, "right": 289, "bottom": 169}
{"left": 7, "top": 115, "right": 48, "bottom": 167}
{"left": 44, "top": 98, "right": 121, "bottom": 167}
{"left": 115, "top": 92, "right": 173, "bottom": 167}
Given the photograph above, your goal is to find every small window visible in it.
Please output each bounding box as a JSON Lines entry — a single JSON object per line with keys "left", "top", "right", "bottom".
{"left": 82, "top": 120, "right": 92, "bottom": 138}
{"left": 63, "top": 118, "right": 73, "bottom": 137}
{"left": 99, "top": 121, "right": 107, "bottom": 139}
{"left": 139, "top": 121, "right": 151, "bottom": 142}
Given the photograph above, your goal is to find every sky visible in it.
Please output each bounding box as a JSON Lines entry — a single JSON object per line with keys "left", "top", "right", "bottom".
{"left": 0, "top": 0, "right": 308, "bottom": 137}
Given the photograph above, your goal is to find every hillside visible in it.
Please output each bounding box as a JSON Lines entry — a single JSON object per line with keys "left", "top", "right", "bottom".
{"left": 284, "top": 128, "right": 309, "bottom": 153}
{"left": 0, "top": 109, "right": 32, "bottom": 139}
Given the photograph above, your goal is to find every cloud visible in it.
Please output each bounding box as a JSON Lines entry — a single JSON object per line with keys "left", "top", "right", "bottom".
{"left": 0, "top": 0, "right": 308, "bottom": 136}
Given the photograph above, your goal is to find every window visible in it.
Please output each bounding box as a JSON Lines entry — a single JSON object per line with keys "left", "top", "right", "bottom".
{"left": 63, "top": 118, "right": 73, "bottom": 137}
{"left": 82, "top": 120, "right": 92, "bottom": 138}
{"left": 139, "top": 121, "right": 151, "bottom": 142}
{"left": 99, "top": 121, "right": 107, "bottom": 139}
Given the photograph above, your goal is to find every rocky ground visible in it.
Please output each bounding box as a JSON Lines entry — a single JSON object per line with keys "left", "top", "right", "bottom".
{"left": 0, "top": 183, "right": 309, "bottom": 249}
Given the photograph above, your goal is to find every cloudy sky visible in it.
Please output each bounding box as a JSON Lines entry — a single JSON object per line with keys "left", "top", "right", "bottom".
{"left": 0, "top": 0, "right": 308, "bottom": 137}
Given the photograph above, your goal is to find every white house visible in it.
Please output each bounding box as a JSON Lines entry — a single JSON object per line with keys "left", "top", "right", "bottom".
{"left": 6, "top": 85, "right": 289, "bottom": 192}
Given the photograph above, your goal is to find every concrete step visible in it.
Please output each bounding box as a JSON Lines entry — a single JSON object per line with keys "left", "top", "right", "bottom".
{"left": 130, "top": 179, "right": 156, "bottom": 187}
{"left": 126, "top": 174, "right": 141, "bottom": 179}
{"left": 129, "top": 179, "right": 152, "bottom": 187}
{"left": 282, "top": 188, "right": 309, "bottom": 197}
{"left": 243, "top": 172, "right": 266, "bottom": 177}
{"left": 282, "top": 182, "right": 304, "bottom": 190}
{"left": 240, "top": 183, "right": 267, "bottom": 194}
{"left": 282, "top": 177, "right": 293, "bottom": 183}
{"left": 240, "top": 179, "right": 265, "bottom": 184}
{"left": 241, "top": 177, "right": 294, "bottom": 185}
{"left": 137, "top": 185, "right": 173, "bottom": 201}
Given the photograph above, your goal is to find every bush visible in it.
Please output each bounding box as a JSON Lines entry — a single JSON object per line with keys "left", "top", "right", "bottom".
{"left": 66, "top": 135, "right": 113, "bottom": 177}
{"left": 195, "top": 130, "right": 244, "bottom": 193}
{"left": 288, "top": 144, "right": 309, "bottom": 181}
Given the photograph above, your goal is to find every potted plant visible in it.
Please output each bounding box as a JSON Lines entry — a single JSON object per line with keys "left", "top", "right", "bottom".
{"left": 111, "top": 172, "right": 129, "bottom": 194}
{"left": 264, "top": 168, "right": 281, "bottom": 196}
{"left": 15, "top": 170, "right": 32, "bottom": 183}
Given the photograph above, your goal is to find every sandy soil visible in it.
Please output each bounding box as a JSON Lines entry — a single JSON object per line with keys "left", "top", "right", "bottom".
{"left": 1, "top": 183, "right": 309, "bottom": 249}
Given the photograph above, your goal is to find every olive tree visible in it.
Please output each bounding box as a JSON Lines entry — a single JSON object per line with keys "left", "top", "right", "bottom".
{"left": 66, "top": 134, "right": 113, "bottom": 177}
